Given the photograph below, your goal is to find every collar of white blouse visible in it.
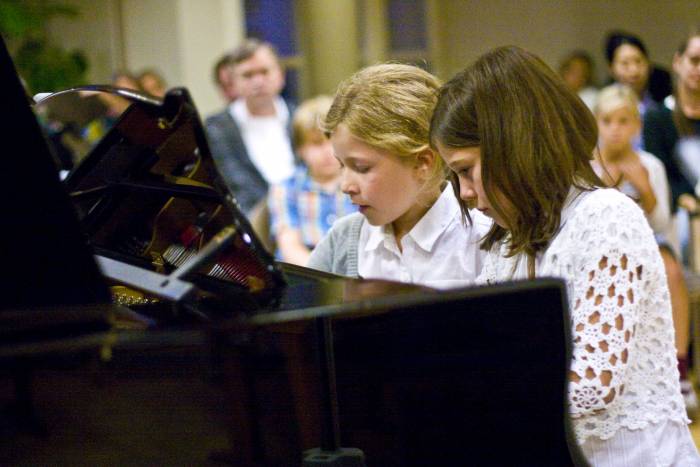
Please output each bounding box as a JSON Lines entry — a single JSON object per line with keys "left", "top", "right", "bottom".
{"left": 510, "top": 186, "right": 593, "bottom": 279}
{"left": 363, "top": 184, "right": 459, "bottom": 254}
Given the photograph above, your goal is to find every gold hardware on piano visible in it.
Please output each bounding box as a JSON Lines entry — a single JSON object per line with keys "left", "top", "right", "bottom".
{"left": 110, "top": 285, "right": 159, "bottom": 307}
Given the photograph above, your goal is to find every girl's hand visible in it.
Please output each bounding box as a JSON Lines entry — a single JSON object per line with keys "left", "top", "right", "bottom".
{"left": 618, "top": 159, "right": 648, "bottom": 189}
{"left": 619, "top": 159, "right": 656, "bottom": 214}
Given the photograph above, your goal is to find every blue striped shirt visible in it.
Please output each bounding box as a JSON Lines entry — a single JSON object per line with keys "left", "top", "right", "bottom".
{"left": 268, "top": 166, "right": 357, "bottom": 252}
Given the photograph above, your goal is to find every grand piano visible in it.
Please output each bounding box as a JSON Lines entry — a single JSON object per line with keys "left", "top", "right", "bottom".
{"left": 1, "top": 35, "right": 583, "bottom": 466}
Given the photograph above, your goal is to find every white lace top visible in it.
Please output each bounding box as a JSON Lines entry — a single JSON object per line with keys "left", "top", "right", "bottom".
{"left": 477, "top": 188, "right": 689, "bottom": 444}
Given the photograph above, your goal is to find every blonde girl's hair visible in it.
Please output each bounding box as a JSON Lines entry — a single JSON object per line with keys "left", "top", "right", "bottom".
{"left": 292, "top": 95, "right": 333, "bottom": 150}
{"left": 322, "top": 63, "right": 444, "bottom": 187}
{"left": 594, "top": 84, "right": 640, "bottom": 119}
{"left": 430, "top": 46, "right": 604, "bottom": 259}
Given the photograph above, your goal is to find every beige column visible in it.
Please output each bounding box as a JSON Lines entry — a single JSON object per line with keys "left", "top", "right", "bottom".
{"left": 298, "top": 0, "right": 360, "bottom": 96}
{"left": 426, "top": 0, "right": 447, "bottom": 80}
{"left": 121, "top": 0, "right": 182, "bottom": 85}
{"left": 219, "top": 0, "right": 246, "bottom": 51}
{"left": 360, "top": 0, "right": 389, "bottom": 67}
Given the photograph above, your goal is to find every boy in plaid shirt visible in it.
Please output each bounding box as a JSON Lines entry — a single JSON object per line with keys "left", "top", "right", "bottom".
{"left": 268, "top": 96, "right": 356, "bottom": 265}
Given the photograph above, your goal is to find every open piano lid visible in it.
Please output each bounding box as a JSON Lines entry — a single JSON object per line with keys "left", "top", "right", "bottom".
{"left": 43, "top": 86, "right": 286, "bottom": 310}
{"left": 0, "top": 34, "right": 114, "bottom": 347}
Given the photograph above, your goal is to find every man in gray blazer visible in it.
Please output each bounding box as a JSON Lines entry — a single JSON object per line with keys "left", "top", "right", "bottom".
{"left": 205, "top": 39, "right": 296, "bottom": 215}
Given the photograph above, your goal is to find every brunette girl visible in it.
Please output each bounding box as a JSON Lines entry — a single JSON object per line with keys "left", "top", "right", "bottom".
{"left": 430, "top": 45, "right": 699, "bottom": 465}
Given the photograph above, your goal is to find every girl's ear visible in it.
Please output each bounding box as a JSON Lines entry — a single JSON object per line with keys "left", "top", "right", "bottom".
{"left": 414, "top": 148, "right": 436, "bottom": 176}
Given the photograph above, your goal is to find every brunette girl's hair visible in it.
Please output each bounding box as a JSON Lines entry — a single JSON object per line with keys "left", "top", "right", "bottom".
{"left": 322, "top": 63, "right": 445, "bottom": 188}
{"left": 430, "top": 46, "right": 603, "bottom": 258}
{"left": 673, "top": 29, "right": 700, "bottom": 137}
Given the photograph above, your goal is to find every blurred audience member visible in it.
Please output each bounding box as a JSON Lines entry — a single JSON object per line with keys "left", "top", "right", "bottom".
{"left": 594, "top": 83, "right": 696, "bottom": 413}
{"left": 644, "top": 30, "right": 700, "bottom": 413}
{"left": 268, "top": 95, "right": 356, "bottom": 265}
{"left": 205, "top": 39, "right": 296, "bottom": 216}
{"left": 644, "top": 30, "right": 700, "bottom": 213}
{"left": 559, "top": 50, "right": 598, "bottom": 109}
{"left": 138, "top": 68, "right": 167, "bottom": 97}
{"left": 82, "top": 70, "right": 141, "bottom": 146}
{"left": 645, "top": 31, "right": 700, "bottom": 256}
{"left": 605, "top": 31, "right": 672, "bottom": 118}
{"left": 212, "top": 53, "right": 238, "bottom": 104}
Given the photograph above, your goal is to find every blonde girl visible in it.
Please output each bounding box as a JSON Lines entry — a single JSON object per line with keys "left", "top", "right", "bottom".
{"left": 307, "top": 64, "right": 490, "bottom": 289}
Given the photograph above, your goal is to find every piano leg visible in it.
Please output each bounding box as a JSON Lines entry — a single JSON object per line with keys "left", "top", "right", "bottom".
{"left": 211, "top": 344, "right": 258, "bottom": 465}
{"left": 215, "top": 322, "right": 325, "bottom": 465}
{"left": 1, "top": 368, "right": 47, "bottom": 437}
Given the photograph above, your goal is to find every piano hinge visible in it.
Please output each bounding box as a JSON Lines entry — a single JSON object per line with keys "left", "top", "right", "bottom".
{"left": 157, "top": 105, "right": 183, "bottom": 130}
{"left": 151, "top": 252, "right": 166, "bottom": 274}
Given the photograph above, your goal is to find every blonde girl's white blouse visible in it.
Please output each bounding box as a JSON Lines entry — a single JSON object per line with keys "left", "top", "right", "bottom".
{"left": 358, "top": 185, "right": 491, "bottom": 289}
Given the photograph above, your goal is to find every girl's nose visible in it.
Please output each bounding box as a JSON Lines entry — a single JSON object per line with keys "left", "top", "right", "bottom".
{"left": 459, "top": 182, "right": 476, "bottom": 202}
{"left": 340, "top": 170, "right": 356, "bottom": 195}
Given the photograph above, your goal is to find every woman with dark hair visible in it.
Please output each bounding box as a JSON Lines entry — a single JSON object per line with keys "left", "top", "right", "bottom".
{"left": 430, "top": 45, "right": 699, "bottom": 465}
{"left": 605, "top": 31, "right": 672, "bottom": 122}
{"left": 644, "top": 32, "right": 700, "bottom": 410}
{"left": 645, "top": 31, "right": 700, "bottom": 209}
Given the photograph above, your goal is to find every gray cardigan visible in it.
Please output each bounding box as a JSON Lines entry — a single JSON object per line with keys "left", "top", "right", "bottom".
{"left": 306, "top": 212, "right": 365, "bottom": 277}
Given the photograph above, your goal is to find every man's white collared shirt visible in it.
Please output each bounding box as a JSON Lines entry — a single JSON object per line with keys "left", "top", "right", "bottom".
{"left": 357, "top": 185, "right": 491, "bottom": 289}
{"left": 229, "top": 97, "right": 296, "bottom": 185}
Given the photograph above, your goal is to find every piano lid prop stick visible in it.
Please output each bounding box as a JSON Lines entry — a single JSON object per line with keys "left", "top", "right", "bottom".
{"left": 168, "top": 225, "right": 237, "bottom": 283}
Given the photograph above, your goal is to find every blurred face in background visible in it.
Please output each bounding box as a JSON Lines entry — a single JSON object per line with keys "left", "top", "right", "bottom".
{"left": 610, "top": 44, "right": 650, "bottom": 95}
{"left": 139, "top": 73, "right": 166, "bottom": 97}
{"left": 217, "top": 64, "right": 238, "bottom": 103}
{"left": 674, "top": 36, "right": 700, "bottom": 94}
{"left": 113, "top": 74, "right": 139, "bottom": 91}
{"left": 100, "top": 73, "right": 140, "bottom": 115}
{"left": 596, "top": 106, "right": 640, "bottom": 153}
{"left": 233, "top": 46, "right": 285, "bottom": 105}
{"left": 562, "top": 57, "right": 590, "bottom": 92}
{"left": 298, "top": 129, "right": 340, "bottom": 183}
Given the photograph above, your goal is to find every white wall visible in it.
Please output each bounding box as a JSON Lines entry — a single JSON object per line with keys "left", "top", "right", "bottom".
{"left": 121, "top": 0, "right": 181, "bottom": 85}
{"left": 436, "top": 0, "right": 700, "bottom": 84}
{"left": 121, "top": 0, "right": 245, "bottom": 116}
{"left": 46, "top": 0, "right": 122, "bottom": 86}
{"left": 46, "top": 0, "right": 700, "bottom": 108}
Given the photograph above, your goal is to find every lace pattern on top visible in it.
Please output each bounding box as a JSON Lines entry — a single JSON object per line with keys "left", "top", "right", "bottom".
{"left": 477, "top": 189, "right": 687, "bottom": 442}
